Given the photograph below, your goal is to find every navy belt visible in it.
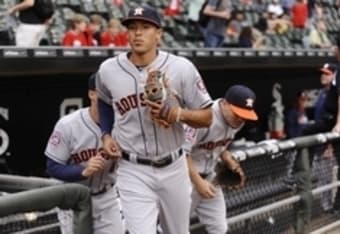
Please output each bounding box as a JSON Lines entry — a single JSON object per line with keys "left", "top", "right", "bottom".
{"left": 91, "top": 183, "right": 114, "bottom": 196}
{"left": 122, "top": 149, "right": 183, "bottom": 168}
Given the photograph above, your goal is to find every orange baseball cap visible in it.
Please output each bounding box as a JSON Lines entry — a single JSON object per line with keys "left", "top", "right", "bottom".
{"left": 320, "top": 63, "right": 337, "bottom": 75}
{"left": 225, "top": 85, "right": 258, "bottom": 121}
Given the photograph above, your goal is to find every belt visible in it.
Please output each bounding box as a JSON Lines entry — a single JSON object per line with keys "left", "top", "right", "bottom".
{"left": 91, "top": 183, "right": 114, "bottom": 196}
{"left": 122, "top": 148, "right": 183, "bottom": 168}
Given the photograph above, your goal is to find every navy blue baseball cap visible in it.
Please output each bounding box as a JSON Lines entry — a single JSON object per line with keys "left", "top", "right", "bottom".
{"left": 121, "top": 6, "right": 161, "bottom": 28}
{"left": 225, "top": 85, "right": 258, "bottom": 121}
{"left": 320, "top": 63, "right": 337, "bottom": 75}
{"left": 88, "top": 73, "right": 96, "bottom": 90}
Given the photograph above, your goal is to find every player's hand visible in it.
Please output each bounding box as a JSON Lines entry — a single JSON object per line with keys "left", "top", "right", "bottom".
{"left": 322, "top": 144, "right": 334, "bottom": 160}
{"left": 195, "top": 178, "right": 216, "bottom": 199}
{"left": 7, "top": 7, "right": 15, "bottom": 15}
{"left": 145, "top": 99, "right": 181, "bottom": 127}
{"left": 332, "top": 123, "right": 340, "bottom": 133}
{"left": 102, "top": 134, "right": 121, "bottom": 159}
{"left": 82, "top": 155, "right": 106, "bottom": 177}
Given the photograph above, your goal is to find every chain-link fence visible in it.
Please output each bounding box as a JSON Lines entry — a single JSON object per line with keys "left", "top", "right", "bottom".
{"left": 191, "top": 132, "right": 340, "bottom": 234}
{"left": 0, "top": 176, "right": 92, "bottom": 234}
{"left": 1, "top": 132, "right": 340, "bottom": 234}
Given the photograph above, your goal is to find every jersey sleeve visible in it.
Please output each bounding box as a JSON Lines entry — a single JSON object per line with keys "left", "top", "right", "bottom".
{"left": 96, "top": 68, "right": 113, "bottom": 105}
{"left": 180, "top": 58, "right": 212, "bottom": 109}
{"left": 44, "top": 120, "right": 72, "bottom": 165}
{"left": 182, "top": 124, "right": 199, "bottom": 154}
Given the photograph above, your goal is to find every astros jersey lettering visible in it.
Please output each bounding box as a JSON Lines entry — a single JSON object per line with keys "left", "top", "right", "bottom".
{"left": 45, "top": 108, "right": 116, "bottom": 193}
{"left": 96, "top": 50, "right": 212, "bottom": 157}
{"left": 183, "top": 99, "right": 242, "bottom": 174}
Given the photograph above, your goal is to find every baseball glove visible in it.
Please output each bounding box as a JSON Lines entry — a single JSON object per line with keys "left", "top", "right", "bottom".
{"left": 144, "top": 69, "right": 181, "bottom": 128}
{"left": 213, "top": 152, "right": 246, "bottom": 190}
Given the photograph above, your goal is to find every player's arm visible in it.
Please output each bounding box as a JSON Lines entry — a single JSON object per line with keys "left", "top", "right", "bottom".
{"left": 181, "top": 59, "right": 213, "bottom": 128}
{"left": 46, "top": 158, "right": 85, "bottom": 182}
{"left": 8, "top": 0, "right": 34, "bottom": 14}
{"left": 220, "top": 150, "right": 246, "bottom": 187}
{"left": 186, "top": 154, "right": 203, "bottom": 186}
{"left": 178, "top": 106, "right": 212, "bottom": 128}
{"left": 47, "top": 153, "right": 106, "bottom": 182}
{"left": 186, "top": 154, "right": 216, "bottom": 198}
{"left": 98, "top": 98, "right": 121, "bottom": 158}
{"left": 98, "top": 98, "right": 114, "bottom": 137}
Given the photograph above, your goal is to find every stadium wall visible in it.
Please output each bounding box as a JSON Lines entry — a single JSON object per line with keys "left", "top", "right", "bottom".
{"left": 0, "top": 47, "right": 335, "bottom": 175}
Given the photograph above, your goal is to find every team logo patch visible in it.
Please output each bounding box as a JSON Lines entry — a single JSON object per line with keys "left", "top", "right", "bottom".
{"left": 184, "top": 125, "right": 197, "bottom": 143}
{"left": 134, "top": 7, "right": 144, "bottom": 15}
{"left": 196, "top": 79, "right": 207, "bottom": 93}
{"left": 245, "top": 98, "right": 254, "bottom": 108}
{"left": 49, "top": 131, "right": 61, "bottom": 146}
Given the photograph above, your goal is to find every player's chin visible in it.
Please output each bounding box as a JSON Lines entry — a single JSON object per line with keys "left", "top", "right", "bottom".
{"left": 131, "top": 45, "right": 148, "bottom": 54}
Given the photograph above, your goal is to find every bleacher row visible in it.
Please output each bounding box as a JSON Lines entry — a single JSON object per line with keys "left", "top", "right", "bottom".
{"left": 1, "top": 0, "right": 340, "bottom": 48}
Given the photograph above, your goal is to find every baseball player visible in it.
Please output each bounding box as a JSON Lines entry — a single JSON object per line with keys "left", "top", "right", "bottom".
{"left": 184, "top": 85, "right": 258, "bottom": 233}
{"left": 95, "top": 5, "right": 213, "bottom": 234}
{"left": 44, "top": 74, "right": 124, "bottom": 234}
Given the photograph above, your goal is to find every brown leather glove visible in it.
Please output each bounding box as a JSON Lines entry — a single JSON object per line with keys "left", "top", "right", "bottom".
{"left": 213, "top": 151, "right": 246, "bottom": 190}
{"left": 144, "top": 69, "right": 181, "bottom": 128}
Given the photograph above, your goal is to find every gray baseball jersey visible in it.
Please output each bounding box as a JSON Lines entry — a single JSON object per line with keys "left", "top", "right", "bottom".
{"left": 184, "top": 99, "right": 243, "bottom": 234}
{"left": 183, "top": 99, "right": 242, "bottom": 175}
{"left": 96, "top": 50, "right": 212, "bottom": 157}
{"left": 45, "top": 107, "right": 116, "bottom": 193}
{"left": 96, "top": 50, "right": 212, "bottom": 234}
{"left": 45, "top": 108, "right": 125, "bottom": 234}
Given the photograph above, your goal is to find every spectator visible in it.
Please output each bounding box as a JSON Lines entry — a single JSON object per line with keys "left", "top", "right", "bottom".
{"left": 164, "top": 0, "right": 181, "bottom": 16}
{"left": 238, "top": 25, "right": 266, "bottom": 48}
{"left": 281, "top": 0, "right": 295, "bottom": 15}
{"left": 100, "top": 19, "right": 128, "bottom": 47}
{"left": 62, "top": 14, "right": 92, "bottom": 47}
{"left": 291, "top": 0, "right": 308, "bottom": 28}
{"left": 202, "top": 0, "right": 231, "bottom": 47}
{"left": 226, "top": 10, "right": 246, "bottom": 40}
{"left": 7, "top": 0, "right": 53, "bottom": 47}
{"left": 308, "top": 20, "right": 332, "bottom": 48}
{"left": 267, "top": 9, "right": 292, "bottom": 34}
{"left": 87, "top": 14, "right": 103, "bottom": 46}
{"left": 187, "top": 0, "right": 206, "bottom": 36}
{"left": 188, "top": 0, "right": 205, "bottom": 25}
{"left": 312, "top": 63, "right": 339, "bottom": 213}
{"left": 285, "top": 90, "right": 309, "bottom": 138}
{"left": 267, "top": 0, "right": 284, "bottom": 18}
{"left": 255, "top": 11, "right": 269, "bottom": 33}
{"left": 298, "top": 36, "right": 340, "bottom": 217}
{"left": 307, "top": 0, "right": 315, "bottom": 18}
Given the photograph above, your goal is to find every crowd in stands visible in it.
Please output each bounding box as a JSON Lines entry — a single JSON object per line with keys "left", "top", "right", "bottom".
{"left": 61, "top": 13, "right": 128, "bottom": 47}
{"left": 0, "top": 0, "right": 340, "bottom": 49}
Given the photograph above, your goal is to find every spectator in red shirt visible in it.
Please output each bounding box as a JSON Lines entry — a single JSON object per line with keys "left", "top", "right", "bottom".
{"left": 86, "top": 14, "right": 104, "bottom": 46}
{"left": 291, "top": 0, "right": 308, "bottom": 28}
{"left": 100, "top": 19, "right": 128, "bottom": 47}
{"left": 62, "top": 14, "right": 92, "bottom": 47}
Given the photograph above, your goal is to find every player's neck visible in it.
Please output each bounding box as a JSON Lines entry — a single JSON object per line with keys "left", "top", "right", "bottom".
{"left": 129, "top": 50, "right": 158, "bottom": 67}
{"left": 89, "top": 106, "right": 99, "bottom": 124}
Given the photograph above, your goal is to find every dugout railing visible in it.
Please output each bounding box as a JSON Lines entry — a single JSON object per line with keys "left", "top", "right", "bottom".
{"left": 0, "top": 132, "right": 340, "bottom": 234}
{"left": 0, "top": 176, "right": 93, "bottom": 234}
{"left": 190, "top": 132, "right": 340, "bottom": 234}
